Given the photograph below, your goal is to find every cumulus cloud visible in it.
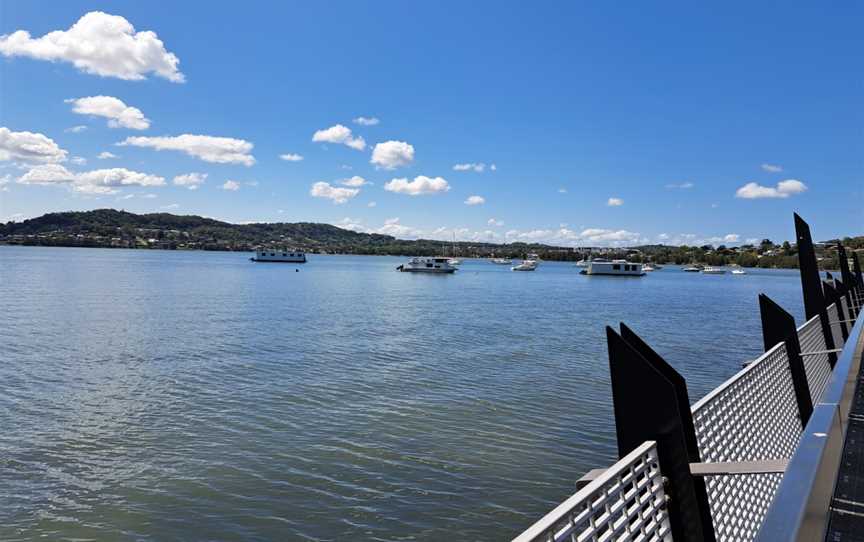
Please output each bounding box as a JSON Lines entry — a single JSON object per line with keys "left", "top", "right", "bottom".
{"left": 353, "top": 116, "right": 379, "bottom": 126}
{"left": 607, "top": 197, "right": 624, "bottom": 206}
{"left": 735, "top": 179, "right": 807, "bottom": 199}
{"left": 339, "top": 175, "right": 369, "bottom": 187}
{"left": 312, "top": 124, "right": 365, "bottom": 150}
{"left": 488, "top": 218, "right": 504, "bottom": 227}
{"left": 98, "top": 151, "right": 118, "bottom": 159}
{"left": 160, "top": 203, "right": 180, "bottom": 210}
{"left": 173, "top": 172, "right": 207, "bottom": 190}
{"left": 367, "top": 201, "right": 377, "bottom": 207}
{"left": 665, "top": 182, "right": 694, "bottom": 189}
{"left": 221, "top": 180, "right": 240, "bottom": 191}
{"left": 723, "top": 234, "right": 740, "bottom": 243}
{"left": 371, "top": 140, "right": 414, "bottom": 169}
{"left": 118, "top": 134, "right": 255, "bottom": 166}
{"left": 453, "top": 162, "right": 486, "bottom": 172}
{"left": 384, "top": 175, "right": 449, "bottom": 196}
{"left": 502, "top": 226, "right": 643, "bottom": 247}
{"left": 70, "top": 156, "right": 86, "bottom": 165}
{"left": 761, "top": 163, "right": 783, "bottom": 173}
{"left": 66, "top": 95, "right": 150, "bottom": 129}
{"left": 0, "top": 12, "right": 183, "bottom": 82}
{"left": 0, "top": 127, "right": 68, "bottom": 163}
{"left": 279, "top": 153, "right": 303, "bottom": 162}
{"left": 65, "top": 125, "right": 87, "bottom": 133}
{"left": 310, "top": 181, "right": 359, "bottom": 204}
{"left": 464, "top": 195, "right": 485, "bottom": 205}
{"left": 18, "top": 164, "right": 164, "bottom": 194}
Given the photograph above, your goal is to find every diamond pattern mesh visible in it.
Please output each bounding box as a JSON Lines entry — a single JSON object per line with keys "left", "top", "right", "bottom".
{"left": 797, "top": 314, "right": 833, "bottom": 404}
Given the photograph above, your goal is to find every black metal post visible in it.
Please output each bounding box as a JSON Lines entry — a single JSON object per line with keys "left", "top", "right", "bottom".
{"left": 619, "top": 324, "right": 716, "bottom": 539}
{"left": 607, "top": 326, "right": 709, "bottom": 542}
{"left": 759, "top": 294, "right": 813, "bottom": 425}
{"left": 795, "top": 213, "right": 838, "bottom": 367}
{"left": 853, "top": 253, "right": 863, "bottom": 289}
{"left": 838, "top": 244, "right": 854, "bottom": 290}
{"left": 824, "top": 281, "right": 849, "bottom": 342}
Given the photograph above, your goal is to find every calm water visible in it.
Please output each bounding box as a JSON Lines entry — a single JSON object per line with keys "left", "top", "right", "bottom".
{"left": 0, "top": 247, "right": 807, "bottom": 541}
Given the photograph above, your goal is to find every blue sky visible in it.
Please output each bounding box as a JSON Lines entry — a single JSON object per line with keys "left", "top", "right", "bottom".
{"left": 1, "top": 1, "right": 861, "bottom": 246}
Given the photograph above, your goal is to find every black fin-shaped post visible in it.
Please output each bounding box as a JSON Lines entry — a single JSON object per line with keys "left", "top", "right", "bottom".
{"left": 619, "top": 324, "right": 715, "bottom": 540}
{"left": 759, "top": 294, "right": 813, "bottom": 425}
{"left": 853, "top": 253, "right": 863, "bottom": 289}
{"left": 794, "top": 213, "right": 838, "bottom": 367}
{"left": 838, "top": 243, "right": 855, "bottom": 291}
{"left": 824, "top": 281, "right": 849, "bottom": 342}
{"left": 606, "top": 326, "right": 709, "bottom": 542}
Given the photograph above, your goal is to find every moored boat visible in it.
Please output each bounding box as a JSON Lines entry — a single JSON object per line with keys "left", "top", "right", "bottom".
{"left": 397, "top": 257, "right": 457, "bottom": 273}
{"left": 511, "top": 260, "right": 537, "bottom": 271}
{"left": 702, "top": 266, "right": 727, "bottom": 274}
{"left": 250, "top": 248, "right": 306, "bottom": 263}
{"left": 491, "top": 257, "right": 512, "bottom": 265}
{"left": 581, "top": 259, "right": 644, "bottom": 276}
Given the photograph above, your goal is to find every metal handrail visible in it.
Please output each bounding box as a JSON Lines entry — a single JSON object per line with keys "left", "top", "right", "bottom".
{"left": 755, "top": 306, "right": 864, "bottom": 541}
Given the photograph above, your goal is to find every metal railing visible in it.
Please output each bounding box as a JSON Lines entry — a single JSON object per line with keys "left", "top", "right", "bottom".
{"left": 511, "top": 441, "right": 672, "bottom": 542}
{"left": 512, "top": 219, "right": 864, "bottom": 542}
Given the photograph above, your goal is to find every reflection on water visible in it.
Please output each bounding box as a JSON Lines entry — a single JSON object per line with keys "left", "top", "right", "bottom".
{"left": 0, "top": 247, "right": 805, "bottom": 541}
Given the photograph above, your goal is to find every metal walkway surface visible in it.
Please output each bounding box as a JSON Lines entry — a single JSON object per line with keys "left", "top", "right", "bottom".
{"left": 827, "top": 330, "right": 864, "bottom": 541}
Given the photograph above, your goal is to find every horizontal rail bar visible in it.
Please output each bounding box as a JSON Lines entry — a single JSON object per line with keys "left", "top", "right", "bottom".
{"left": 800, "top": 349, "right": 843, "bottom": 357}
{"left": 578, "top": 459, "right": 789, "bottom": 488}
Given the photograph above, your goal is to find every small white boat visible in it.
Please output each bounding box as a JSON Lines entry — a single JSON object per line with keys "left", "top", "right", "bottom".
{"left": 511, "top": 260, "right": 537, "bottom": 271}
{"left": 448, "top": 258, "right": 463, "bottom": 266}
{"left": 702, "top": 266, "right": 727, "bottom": 274}
{"left": 581, "top": 259, "right": 644, "bottom": 276}
{"left": 682, "top": 264, "right": 702, "bottom": 272}
{"left": 491, "top": 258, "right": 512, "bottom": 265}
{"left": 250, "top": 248, "right": 306, "bottom": 263}
{"left": 575, "top": 259, "right": 590, "bottom": 268}
{"left": 397, "top": 257, "right": 457, "bottom": 273}
{"left": 731, "top": 268, "right": 747, "bottom": 275}
{"left": 642, "top": 264, "right": 656, "bottom": 272}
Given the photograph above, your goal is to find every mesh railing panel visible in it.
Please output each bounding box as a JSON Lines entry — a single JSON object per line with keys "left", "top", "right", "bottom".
{"left": 797, "top": 314, "right": 833, "bottom": 404}
{"left": 691, "top": 342, "right": 801, "bottom": 542}
{"left": 511, "top": 441, "right": 672, "bottom": 542}
{"left": 827, "top": 303, "right": 844, "bottom": 351}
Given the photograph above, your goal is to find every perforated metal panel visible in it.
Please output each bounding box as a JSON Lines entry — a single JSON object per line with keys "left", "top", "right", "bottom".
{"left": 797, "top": 314, "right": 833, "bottom": 404}
{"left": 512, "top": 441, "right": 672, "bottom": 542}
{"left": 691, "top": 342, "right": 801, "bottom": 542}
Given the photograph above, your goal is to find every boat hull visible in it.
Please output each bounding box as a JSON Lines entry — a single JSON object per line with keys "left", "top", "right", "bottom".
{"left": 250, "top": 258, "right": 306, "bottom": 263}
{"left": 398, "top": 267, "right": 456, "bottom": 273}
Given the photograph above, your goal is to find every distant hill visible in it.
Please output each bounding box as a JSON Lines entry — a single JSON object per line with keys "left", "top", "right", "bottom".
{"left": 0, "top": 209, "right": 575, "bottom": 258}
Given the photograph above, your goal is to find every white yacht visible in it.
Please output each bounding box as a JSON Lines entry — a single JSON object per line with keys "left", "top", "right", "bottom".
{"left": 581, "top": 259, "right": 644, "bottom": 276}
{"left": 511, "top": 260, "right": 537, "bottom": 271}
{"left": 491, "top": 257, "right": 512, "bottom": 265}
{"left": 730, "top": 265, "right": 747, "bottom": 275}
{"left": 682, "top": 264, "right": 702, "bottom": 272}
{"left": 448, "top": 258, "right": 463, "bottom": 266}
{"left": 250, "top": 248, "right": 306, "bottom": 263}
{"left": 642, "top": 263, "right": 656, "bottom": 272}
{"left": 397, "top": 257, "right": 457, "bottom": 273}
{"left": 702, "top": 266, "right": 727, "bottom": 274}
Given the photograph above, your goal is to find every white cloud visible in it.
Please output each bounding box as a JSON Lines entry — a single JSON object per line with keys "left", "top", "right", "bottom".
{"left": 141, "top": 193, "right": 157, "bottom": 199}
{"left": 339, "top": 175, "right": 369, "bottom": 187}
{"left": 0, "top": 174, "right": 11, "bottom": 191}
{"left": 119, "top": 134, "right": 255, "bottom": 166}
{"left": 371, "top": 140, "right": 414, "bottom": 169}
{"left": 312, "top": 124, "right": 365, "bottom": 150}
{"left": 488, "top": 218, "right": 504, "bottom": 227}
{"left": 665, "top": 182, "right": 694, "bottom": 189}
{"left": 490, "top": 164, "right": 497, "bottom": 171}
{"left": 70, "top": 156, "right": 87, "bottom": 165}
{"left": 173, "top": 172, "right": 207, "bottom": 190}
{"left": 310, "top": 181, "right": 359, "bottom": 204}
{"left": 0, "top": 127, "right": 68, "bottom": 163}
{"left": 160, "top": 203, "right": 180, "bottom": 210}
{"left": 222, "top": 180, "right": 240, "bottom": 191}
{"left": 279, "top": 153, "right": 303, "bottom": 162}
{"left": 453, "top": 162, "right": 486, "bottom": 172}
{"left": 98, "top": 151, "right": 118, "bottom": 159}
{"left": 367, "top": 201, "right": 377, "bottom": 207}
{"left": 607, "top": 197, "right": 624, "bottom": 206}
{"left": 558, "top": 187, "right": 568, "bottom": 194}
{"left": 723, "top": 234, "right": 740, "bottom": 243}
{"left": 353, "top": 116, "right": 379, "bottom": 126}
{"left": 65, "top": 125, "right": 87, "bottom": 133}
{"left": 502, "top": 227, "right": 643, "bottom": 247}
{"left": 464, "top": 195, "right": 485, "bottom": 205}
{"left": 0, "top": 12, "right": 184, "bottom": 82}
{"left": 66, "top": 95, "right": 150, "bottom": 130}
{"left": 735, "top": 179, "right": 807, "bottom": 199}
{"left": 384, "top": 175, "right": 449, "bottom": 196}
{"left": 18, "top": 164, "right": 164, "bottom": 194}
{"left": 761, "top": 163, "right": 783, "bottom": 173}
{"left": 746, "top": 238, "right": 759, "bottom": 245}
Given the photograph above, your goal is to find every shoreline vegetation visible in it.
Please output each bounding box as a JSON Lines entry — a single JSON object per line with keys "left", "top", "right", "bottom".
{"left": 2, "top": 209, "right": 861, "bottom": 269}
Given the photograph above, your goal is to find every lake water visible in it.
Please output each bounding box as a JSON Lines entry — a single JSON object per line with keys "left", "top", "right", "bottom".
{"left": 0, "top": 247, "right": 808, "bottom": 541}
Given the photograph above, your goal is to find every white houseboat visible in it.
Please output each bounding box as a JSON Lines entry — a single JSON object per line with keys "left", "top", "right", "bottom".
{"left": 397, "top": 257, "right": 457, "bottom": 273}
{"left": 581, "top": 259, "right": 645, "bottom": 276}
{"left": 250, "top": 248, "right": 307, "bottom": 263}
